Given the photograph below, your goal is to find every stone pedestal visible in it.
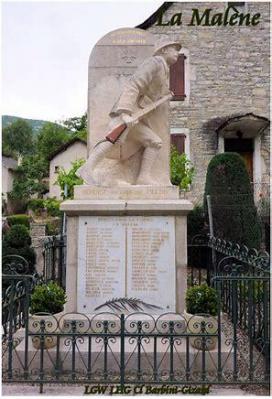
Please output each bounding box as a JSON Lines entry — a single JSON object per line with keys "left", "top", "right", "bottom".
{"left": 60, "top": 185, "right": 193, "bottom": 314}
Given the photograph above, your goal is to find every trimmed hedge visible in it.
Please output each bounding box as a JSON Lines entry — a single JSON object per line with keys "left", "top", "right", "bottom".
{"left": 2, "top": 224, "right": 36, "bottom": 273}
{"left": 204, "top": 153, "right": 261, "bottom": 249}
{"left": 4, "top": 225, "right": 31, "bottom": 248}
{"left": 6, "top": 214, "right": 31, "bottom": 229}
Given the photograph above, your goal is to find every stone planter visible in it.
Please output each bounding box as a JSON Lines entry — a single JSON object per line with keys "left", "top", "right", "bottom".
{"left": 184, "top": 310, "right": 218, "bottom": 351}
{"left": 29, "top": 311, "right": 64, "bottom": 350}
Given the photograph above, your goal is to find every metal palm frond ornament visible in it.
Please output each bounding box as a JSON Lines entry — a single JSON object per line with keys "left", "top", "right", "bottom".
{"left": 94, "top": 297, "right": 163, "bottom": 312}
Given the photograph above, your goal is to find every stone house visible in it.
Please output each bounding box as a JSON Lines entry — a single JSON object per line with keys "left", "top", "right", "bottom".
{"left": 2, "top": 155, "right": 18, "bottom": 212}
{"left": 48, "top": 138, "right": 87, "bottom": 199}
{"left": 137, "top": 2, "right": 270, "bottom": 204}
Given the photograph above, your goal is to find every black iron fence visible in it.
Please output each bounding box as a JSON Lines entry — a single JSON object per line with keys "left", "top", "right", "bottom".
{"left": 43, "top": 234, "right": 66, "bottom": 289}
{"left": 2, "top": 255, "right": 42, "bottom": 336}
{"left": 2, "top": 308, "right": 270, "bottom": 393}
{"left": 2, "top": 238, "right": 270, "bottom": 392}
{"left": 188, "top": 236, "right": 270, "bottom": 362}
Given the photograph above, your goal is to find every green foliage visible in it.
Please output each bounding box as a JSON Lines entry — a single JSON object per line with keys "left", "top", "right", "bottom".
{"left": 55, "top": 159, "right": 85, "bottom": 199}
{"left": 28, "top": 198, "right": 61, "bottom": 217}
{"left": 187, "top": 205, "right": 207, "bottom": 240}
{"left": 10, "top": 155, "right": 48, "bottom": 200}
{"left": 37, "top": 122, "right": 72, "bottom": 160}
{"left": 2, "top": 224, "right": 36, "bottom": 272}
{"left": 186, "top": 284, "right": 218, "bottom": 316}
{"left": 6, "top": 214, "right": 31, "bottom": 229}
{"left": 170, "top": 146, "right": 195, "bottom": 190}
{"left": 27, "top": 199, "right": 45, "bottom": 213}
{"left": 60, "top": 114, "right": 87, "bottom": 141}
{"left": 61, "top": 113, "right": 87, "bottom": 133}
{"left": 44, "top": 198, "right": 62, "bottom": 217}
{"left": 204, "top": 153, "right": 262, "bottom": 249}
{"left": 2, "top": 115, "right": 48, "bottom": 134}
{"left": 6, "top": 115, "right": 86, "bottom": 201}
{"left": 4, "top": 225, "right": 31, "bottom": 248}
{"left": 30, "top": 281, "right": 67, "bottom": 314}
{"left": 2, "top": 119, "right": 34, "bottom": 157}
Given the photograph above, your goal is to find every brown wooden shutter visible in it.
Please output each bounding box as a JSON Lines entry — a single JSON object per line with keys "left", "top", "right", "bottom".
{"left": 170, "top": 54, "right": 186, "bottom": 101}
{"left": 171, "top": 134, "right": 186, "bottom": 154}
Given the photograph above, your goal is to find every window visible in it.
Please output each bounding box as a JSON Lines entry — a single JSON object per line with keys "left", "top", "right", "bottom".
{"left": 171, "top": 134, "right": 186, "bottom": 154}
{"left": 54, "top": 166, "right": 59, "bottom": 173}
{"left": 170, "top": 128, "right": 191, "bottom": 158}
{"left": 169, "top": 54, "right": 186, "bottom": 101}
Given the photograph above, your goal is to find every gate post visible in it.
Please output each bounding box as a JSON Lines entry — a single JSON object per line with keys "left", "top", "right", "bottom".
{"left": 120, "top": 314, "right": 125, "bottom": 388}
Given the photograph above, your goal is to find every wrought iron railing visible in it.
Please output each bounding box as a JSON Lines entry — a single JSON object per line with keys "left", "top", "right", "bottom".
{"left": 2, "top": 255, "right": 42, "bottom": 336}
{"left": 2, "top": 308, "right": 270, "bottom": 392}
{"left": 2, "top": 243, "right": 270, "bottom": 392}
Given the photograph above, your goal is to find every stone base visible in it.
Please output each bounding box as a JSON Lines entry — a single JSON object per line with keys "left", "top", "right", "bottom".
{"left": 11, "top": 330, "right": 233, "bottom": 376}
{"left": 61, "top": 199, "right": 193, "bottom": 216}
{"left": 74, "top": 185, "right": 180, "bottom": 200}
{"left": 60, "top": 197, "right": 193, "bottom": 314}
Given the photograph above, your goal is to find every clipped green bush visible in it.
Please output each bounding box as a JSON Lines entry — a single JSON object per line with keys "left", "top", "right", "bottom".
{"left": 186, "top": 284, "right": 218, "bottom": 316}
{"left": 2, "top": 224, "right": 36, "bottom": 273}
{"left": 204, "top": 153, "right": 261, "bottom": 249}
{"left": 4, "top": 225, "right": 31, "bottom": 248}
{"left": 30, "top": 281, "right": 67, "bottom": 314}
{"left": 6, "top": 214, "right": 31, "bottom": 229}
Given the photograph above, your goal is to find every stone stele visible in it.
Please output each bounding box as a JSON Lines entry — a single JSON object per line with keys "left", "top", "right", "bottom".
{"left": 82, "top": 27, "right": 171, "bottom": 187}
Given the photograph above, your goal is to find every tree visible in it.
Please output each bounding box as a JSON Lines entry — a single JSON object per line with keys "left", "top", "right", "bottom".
{"left": 61, "top": 113, "right": 87, "bottom": 141}
{"left": 204, "top": 152, "right": 261, "bottom": 249}
{"left": 37, "top": 122, "right": 72, "bottom": 160}
{"left": 55, "top": 159, "right": 85, "bottom": 199}
{"left": 2, "top": 119, "right": 34, "bottom": 158}
{"left": 10, "top": 155, "right": 48, "bottom": 200}
{"left": 62, "top": 113, "right": 87, "bottom": 132}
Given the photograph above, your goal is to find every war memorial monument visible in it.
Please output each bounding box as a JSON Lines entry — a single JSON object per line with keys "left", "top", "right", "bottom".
{"left": 61, "top": 28, "right": 193, "bottom": 315}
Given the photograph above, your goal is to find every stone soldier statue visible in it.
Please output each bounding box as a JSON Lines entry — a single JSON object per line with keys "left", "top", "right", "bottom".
{"left": 77, "top": 38, "right": 181, "bottom": 186}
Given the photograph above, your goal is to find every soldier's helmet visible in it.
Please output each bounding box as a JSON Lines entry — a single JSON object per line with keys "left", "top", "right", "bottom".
{"left": 153, "top": 38, "right": 182, "bottom": 55}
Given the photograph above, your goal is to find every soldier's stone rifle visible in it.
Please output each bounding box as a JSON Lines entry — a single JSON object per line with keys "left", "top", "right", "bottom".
{"left": 105, "top": 92, "right": 173, "bottom": 144}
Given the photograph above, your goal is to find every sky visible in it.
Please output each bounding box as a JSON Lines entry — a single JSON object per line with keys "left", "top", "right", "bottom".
{"left": 2, "top": 1, "right": 161, "bottom": 122}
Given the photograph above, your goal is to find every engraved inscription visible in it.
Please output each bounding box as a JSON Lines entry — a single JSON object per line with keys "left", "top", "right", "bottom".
{"left": 130, "top": 228, "right": 170, "bottom": 292}
{"left": 85, "top": 227, "right": 121, "bottom": 298}
{"left": 77, "top": 216, "right": 175, "bottom": 313}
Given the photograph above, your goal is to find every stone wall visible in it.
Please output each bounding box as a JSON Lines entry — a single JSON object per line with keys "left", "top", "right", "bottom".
{"left": 146, "top": 2, "right": 270, "bottom": 203}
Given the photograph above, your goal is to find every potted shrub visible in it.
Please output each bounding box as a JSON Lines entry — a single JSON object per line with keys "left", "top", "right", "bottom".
{"left": 29, "top": 281, "right": 66, "bottom": 349}
{"left": 184, "top": 284, "right": 218, "bottom": 350}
